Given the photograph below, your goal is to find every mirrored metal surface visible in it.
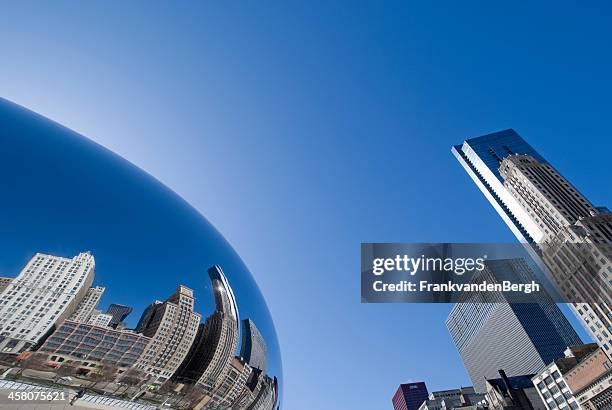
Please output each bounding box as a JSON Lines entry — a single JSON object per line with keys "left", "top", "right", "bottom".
{"left": 0, "top": 99, "right": 281, "bottom": 409}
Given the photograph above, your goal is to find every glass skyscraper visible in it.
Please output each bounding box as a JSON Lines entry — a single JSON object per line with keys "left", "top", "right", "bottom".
{"left": 451, "top": 129, "right": 547, "bottom": 245}
{"left": 453, "top": 129, "right": 612, "bottom": 357}
{"left": 105, "top": 303, "right": 133, "bottom": 328}
{"left": 446, "top": 259, "right": 581, "bottom": 393}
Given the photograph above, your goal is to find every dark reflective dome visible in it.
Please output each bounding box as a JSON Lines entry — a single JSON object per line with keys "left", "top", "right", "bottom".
{"left": 0, "top": 98, "right": 281, "bottom": 409}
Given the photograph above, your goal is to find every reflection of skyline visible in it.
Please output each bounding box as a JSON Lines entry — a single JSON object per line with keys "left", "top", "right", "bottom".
{"left": 0, "top": 98, "right": 282, "bottom": 393}
{"left": 0, "top": 251, "right": 278, "bottom": 409}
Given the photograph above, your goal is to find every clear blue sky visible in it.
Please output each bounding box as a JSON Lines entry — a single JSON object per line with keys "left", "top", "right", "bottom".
{"left": 1, "top": 2, "right": 611, "bottom": 409}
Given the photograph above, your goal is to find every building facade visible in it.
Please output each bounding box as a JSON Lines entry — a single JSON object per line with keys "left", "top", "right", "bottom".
{"left": 40, "top": 319, "right": 151, "bottom": 368}
{"left": 451, "top": 129, "right": 548, "bottom": 244}
{"left": 173, "top": 266, "right": 239, "bottom": 396}
{"left": 105, "top": 303, "right": 133, "bottom": 329}
{"left": 393, "top": 382, "right": 430, "bottom": 410}
{"left": 69, "top": 285, "right": 105, "bottom": 323}
{"left": 499, "top": 153, "right": 612, "bottom": 356}
{"left": 533, "top": 344, "right": 612, "bottom": 410}
{"left": 447, "top": 258, "right": 581, "bottom": 393}
{"left": 88, "top": 312, "right": 113, "bottom": 327}
{"left": 452, "top": 130, "right": 612, "bottom": 358}
{"left": 240, "top": 318, "right": 267, "bottom": 372}
{"left": 0, "top": 277, "right": 12, "bottom": 295}
{"left": 202, "top": 357, "right": 252, "bottom": 409}
{"left": 0, "top": 252, "right": 95, "bottom": 353}
{"left": 485, "top": 371, "right": 546, "bottom": 410}
{"left": 133, "top": 285, "right": 201, "bottom": 385}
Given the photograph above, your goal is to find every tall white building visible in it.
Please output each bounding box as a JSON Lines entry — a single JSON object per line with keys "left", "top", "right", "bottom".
{"left": 0, "top": 252, "right": 95, "bottom": 353}
{"left": 69, "top": 285, "right": 105, "bottom": 323}
{"left": 499, "top": 154, "right": 612, "bottom": 356}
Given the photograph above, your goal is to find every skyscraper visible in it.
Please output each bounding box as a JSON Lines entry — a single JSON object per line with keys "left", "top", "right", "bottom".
{"left": 453, "top": 130, "right": 612, "bottom": 356}
{"left": 173, "top": 265, "right": 239, "bottom": 395}
{"left": 69, "top": 285, "right": 105, "bottom": 323}
{"left": 393, "top": 382, "right": 430, "bottom": 410}
{"left": 105, "top": 303, "right": 133, "bottom": 328}
{"left": 133, "top": 285, "right": 201, "bottom": 385}
{"left": 499, "top": 154, "right": 612, "bottom": 354}
{"left": 0, "top": 252, "right": 95, "bottom": 353}
{"left": 451, "top": 129, "right": 547, "bottom": 245}
{"left": 446, "top": 259, "right": 581, "bottom": 393}
{"left": 241, "top": 318, "right": 268, "bottom": 372}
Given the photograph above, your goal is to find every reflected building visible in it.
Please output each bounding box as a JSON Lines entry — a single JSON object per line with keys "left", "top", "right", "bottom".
{"left": 0, "top": 99, "right": 282, "bottom": 409}
{"left": 0, "top": 252, "right": 95, "bottom": 353}
{"left": 241, "top": 318, "right": 267, "bottom": 372}
{"left": 247, "top": 375, "right": 278, "bottom": 410}
{"left": 40, "top": 320, "right": 151, "bottom": 368}
{"left": 200, "top": 357, "right": 253, "bottom": 409}
{"left": 136, "top": 300, "right": 162, "bottom": 333}
{"left": 0, "top": 277, "right": 12, "bottom": 294}
{"left": 70, "top": 285, "right": 105, "bottom": 323}
{"left": 233, "top": 370, "right": 278, "bottom": 410}
{"left": 88, "top": 312, "right": 113, "bottom": 327}
{"left": 106, "top": 304, "right": 133, "bottom": 329}
{"left": 133, "top": 285, "right": 201, "bottom": 386}
{"left": 173, "top": 266, "right": 239, "bottom": 394}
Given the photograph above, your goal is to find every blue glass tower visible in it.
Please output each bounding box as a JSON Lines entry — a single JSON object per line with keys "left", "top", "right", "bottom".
{"left": 451, "top": 129, "right": 548, "bottom": 244}
{"left": 446, "top": 259, "right": 582, "bottom": 393}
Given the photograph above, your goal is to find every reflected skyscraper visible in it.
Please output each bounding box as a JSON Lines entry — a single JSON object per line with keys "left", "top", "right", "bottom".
{"left": 241, "top": 318, "right": 268, "bottom": 372}
{"left": 70, "top": 285, "right": 105, "bottom": 323}
{"left": 173, "top": 265, "right": 239, "bottom": 394}
{"left": 106, "top": 303, "right": 133, "bottom": 328}
{"left": 133, "top": 285, "right": 201, "bottom": 385}
{"left": 0, "top": 252, "right": 95, "bottom": 353}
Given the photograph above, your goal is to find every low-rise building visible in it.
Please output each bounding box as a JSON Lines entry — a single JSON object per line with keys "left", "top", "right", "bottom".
{"left": 486, "top": 370, "right": 545, "bottom": 410}
{"left": 532, "top": 343, "right": 612, "bottom": 410}
{"left": 532, "top": 344, "right": 601, "bottom": 410}
{"left": 418, "top": 387, "right": 486, "bottom": 410}
{"left": 40, "top": 320, "right": 150, "bottom": 369}
{"left": 87, "top": 313, "right": 113, "bottom": 327}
